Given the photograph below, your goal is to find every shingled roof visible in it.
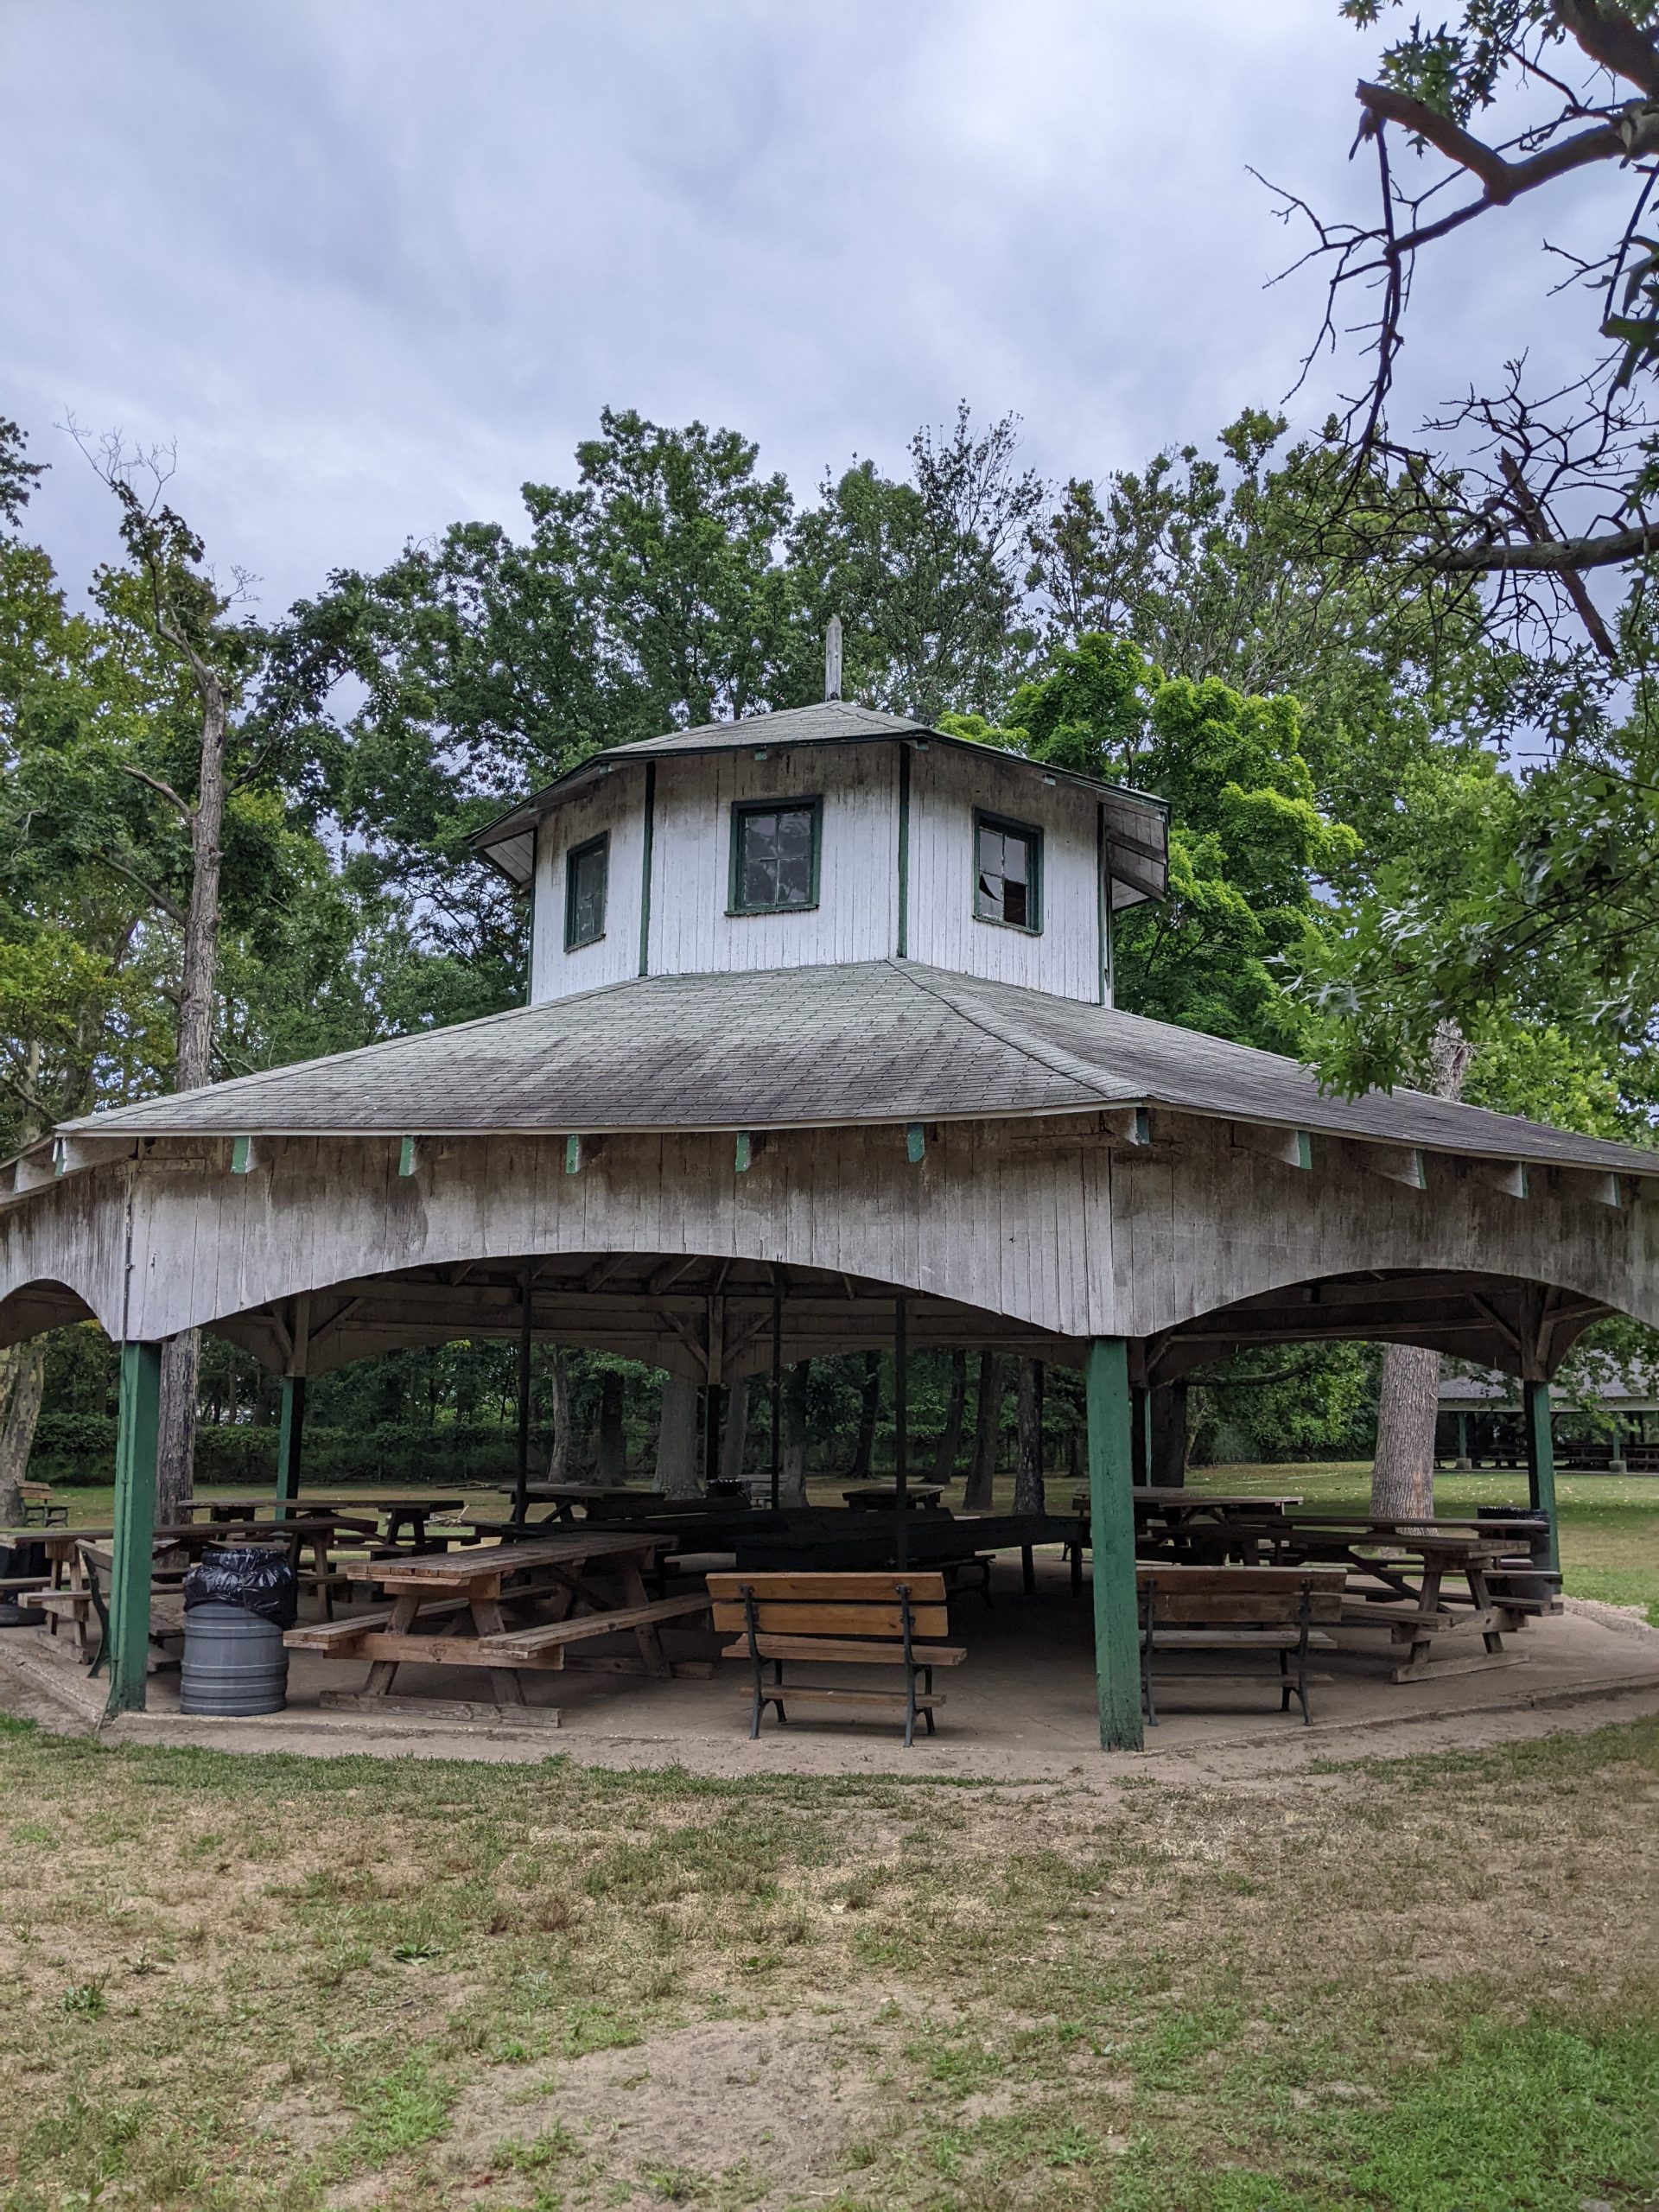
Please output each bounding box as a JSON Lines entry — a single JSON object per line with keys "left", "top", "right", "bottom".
{"left": 469, "top": 699, "right": 1169, "bottom": 901}
{"left": 46, "top": 959, "right": 1659, "bottom": 1176}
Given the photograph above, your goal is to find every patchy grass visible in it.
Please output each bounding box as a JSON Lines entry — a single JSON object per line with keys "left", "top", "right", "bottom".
{"left": 0, "top": 1714, "right": 1654, "bottom": 2209}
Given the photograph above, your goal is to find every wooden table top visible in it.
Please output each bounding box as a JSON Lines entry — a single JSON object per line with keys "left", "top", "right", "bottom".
{"left": 344, "top": 1529, "right": 663, "bottom": 1583}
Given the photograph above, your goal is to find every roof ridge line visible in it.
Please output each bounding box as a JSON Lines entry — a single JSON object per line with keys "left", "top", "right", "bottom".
{"left": 889, "top": 963, "right": 1123, "bottom": 1107}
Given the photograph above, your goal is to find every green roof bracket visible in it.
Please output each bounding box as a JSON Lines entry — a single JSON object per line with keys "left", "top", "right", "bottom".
{"left": 564, "top": 1135, "right": 583, "bottom": 1176}
{"left": 734, "top": 1130, "right": 753, "bottom": 1173}
{"left": 230, "top": 1135, "right": 254, "bottom": 1175}
{"left": 905, "top": 1122, "right": 925, "bottom": 1166}
{"left": 397, "top": 1136, "right": 418, "bottom": 1178}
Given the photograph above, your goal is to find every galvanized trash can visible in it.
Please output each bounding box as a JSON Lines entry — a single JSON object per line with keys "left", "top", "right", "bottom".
{"left": 180, "top": 1548, "right": 297, "bottom": 1716}
{"left": 1478, "top": 1505, "right": 1554, "bottom": 1605}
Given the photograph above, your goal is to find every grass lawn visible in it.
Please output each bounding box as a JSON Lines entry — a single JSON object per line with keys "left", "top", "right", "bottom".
{"left": 0, "top": 1713, "right": 1654, "bottom": 2210}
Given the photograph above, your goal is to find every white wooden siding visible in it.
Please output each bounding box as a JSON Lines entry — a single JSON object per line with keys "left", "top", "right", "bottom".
{"left": 643, "top": 746, "right": 899, "bottom": 979}
{"left": 530, "top": 774, "right": 645, "bottom": 1002}
{"left": 906, "top": 745, "right": 1106, "bottom": 1003}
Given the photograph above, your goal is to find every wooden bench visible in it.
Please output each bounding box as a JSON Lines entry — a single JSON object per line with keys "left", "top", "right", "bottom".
{"left": 1138, "top": 1565, "right": 1346, "bottom": 1726}
{"left": 708, "top": 1571, "right": 967, "bottom": 1746}
{"left": 18, "top": 1482, "right": 67, "bottom": 1527}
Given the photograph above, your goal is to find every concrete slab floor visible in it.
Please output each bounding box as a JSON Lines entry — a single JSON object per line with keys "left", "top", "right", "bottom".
{"left": 4, "top": 1554, "right": 1657, "bottom": 1786}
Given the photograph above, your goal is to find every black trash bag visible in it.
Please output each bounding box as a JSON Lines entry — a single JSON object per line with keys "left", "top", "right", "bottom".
{"left": 183, "top": 1547, "right": 298, "bottom": 1630}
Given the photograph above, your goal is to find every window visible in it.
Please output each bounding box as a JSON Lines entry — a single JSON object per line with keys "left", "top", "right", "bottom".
{"left": 563, "top": 832, "right": 608, "bottom": 950}
{"left": 729, "top": 797, "right": 821, "bottom": 913}
{"left": 975, "top": 810, "right": 1041, "bottom": 932}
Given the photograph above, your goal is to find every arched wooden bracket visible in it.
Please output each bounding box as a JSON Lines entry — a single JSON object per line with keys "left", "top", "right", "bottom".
{"left": 1356, "top": 1143, "right": 1426, "bottom": 1191}
{"left": 1230, "top": 1122, "right": 1313, "bottom": 1171}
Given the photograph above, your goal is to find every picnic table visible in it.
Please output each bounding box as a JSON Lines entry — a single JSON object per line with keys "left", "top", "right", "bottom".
{"left": 843, "top": 1484, "right": 945, "bottom": 1512}
{"left": 13, "top": 1514, "right": 381, "bottom": 1652}
{"left": 1224, "top": 1515, "right": 1555, "bottom": 1681}
{"left": 192, "top": 1495, "right": 466, "bottom": 1548}
{"left": 285, "top": 1530, "right": 712, "bottom": 1713}
{"left": 1067, "top": 1489, "right": 1306, "bottom": 1589}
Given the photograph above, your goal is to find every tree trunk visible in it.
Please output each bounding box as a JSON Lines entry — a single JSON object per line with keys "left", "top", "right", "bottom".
{"left": 781, "top": 1363, "right": 810, "bottom": 1506}
{"left": 931, "top": 1349, "right": 968, "bottom": 1485}
{"left": 963, "top": 1352, "right": 1002, "bottom": 1510}
{"left": 656, "top": 1375, "right": 702, "bottom": 1497}
{"left": 543, "top": 1350, "right": 570, "bottom": 1484}
{"left": 155, "top": 657, "right": 229, "bottom": 1522}
{"left": 0, "top": 1340, "right": 45, "bottom": 1526}
{"left": 1014, "top": 1357, "right": 1046, "bottom": 1513}
{"left": 1150, "top": 1380, "right": 1188, "bottom": 1486}
{"left": 849, "top": 1351, "right": 880, "bottom": 1478}
{"left": 719, "top": 1375, "right": 750, "bottom": 1489}
{"left": 156, "top": 1333, "right": 200, "bottom": 1526}
{"left": 1371, "top": 1347, "right": 1441, "bottom": 1520}
{"left": 595, "top": 1370, "right": 626, "bottom": 1486}
{"left": 1370, "top": 1022, "right": 1472, "bottom": 1521}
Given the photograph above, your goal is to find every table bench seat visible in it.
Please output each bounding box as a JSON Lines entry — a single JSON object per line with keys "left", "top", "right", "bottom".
{"left": 1139, "top": 1567, "right": 1346, "bottom": 1726}
{"left": 484, "top": 1592, "right": 710, "bottom": 1660}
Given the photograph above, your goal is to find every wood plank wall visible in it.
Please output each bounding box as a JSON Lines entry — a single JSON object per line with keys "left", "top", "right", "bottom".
{"left": 4, "top": 1116, "right": 1653, "bottom": 1363}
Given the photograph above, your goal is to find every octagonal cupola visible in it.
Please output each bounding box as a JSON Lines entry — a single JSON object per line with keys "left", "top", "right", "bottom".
{"left": 472, "top": 685, "right": 1167, "bottom": 1009}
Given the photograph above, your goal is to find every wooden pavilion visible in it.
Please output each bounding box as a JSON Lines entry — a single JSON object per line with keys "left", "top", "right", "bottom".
{"left": 3, "top": 697, "right": 1656, "bottom": 1749}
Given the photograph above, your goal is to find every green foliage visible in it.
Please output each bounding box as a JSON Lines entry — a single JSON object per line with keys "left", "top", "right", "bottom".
{"left": 948, "top": 632, "right": 1358, "bottom": 1050}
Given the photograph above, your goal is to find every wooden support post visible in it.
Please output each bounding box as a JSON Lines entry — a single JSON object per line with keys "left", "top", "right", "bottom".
{"left": 893, "top": 1295, "right": 908, "bottom": 1572}
{"left": 1086, "top": 1337, "right": 1141, "bottom": 1752}
{"left": 1455, "top": 1411, "right": 1471, "bottom": 1471}
{"left": 275, "top": 1376, "right": 307, "bottom": 1519}
{"left": 1130, "top": 1385, "right": 1149, "bottom": 1486}
{"left": 106, "top": 1340, "right": 162, "bottom": 1719}
{"left": 770, "top": 1283, "right": 783, "bottom": 1512}
{"left": 513, "top": 1262, "right": 532, "bottom": 1528}
{"left": 1609, "top": 1414, "right": 1628, "bottom": 1475}
{"left": 1524, "top": 1378, "right": 1560, "bottom": 1575}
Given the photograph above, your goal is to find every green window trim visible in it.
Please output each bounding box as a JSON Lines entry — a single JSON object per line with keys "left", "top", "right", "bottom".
{"left": 973, "top": 807, "right": 1043, "bottom": 935}
{"left": 564, "top": 831, "right": 609, "bottom": 951}
{"left": 728, "top": 795, "right": 823, "bottom": 915}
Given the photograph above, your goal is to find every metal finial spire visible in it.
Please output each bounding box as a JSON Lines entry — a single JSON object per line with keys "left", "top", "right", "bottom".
{"left": 824, "top": 616, "right": 842, "bottom": 702}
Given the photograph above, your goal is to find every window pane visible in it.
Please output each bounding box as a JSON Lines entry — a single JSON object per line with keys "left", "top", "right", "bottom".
{"left": 736, "top": 804, "right": 816, "bottom": 909}
{"left": 568, "top": 840, "right": 607, "bottom": 945}
{"left": 775, "top": 808, "right": 813, "bottom": 905}
{"left": 976, "top": 822, "right": 1036, "bottom": 928}
{"left": 741, "top": 810, "right": 779, "bottom": 906}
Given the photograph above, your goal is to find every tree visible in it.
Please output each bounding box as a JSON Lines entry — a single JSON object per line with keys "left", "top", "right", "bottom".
{"left": 947, "top": 633, "right": 1360, "bottom": 1049}
{"left": 791, "top": 404, "right": 1044, "bottom": 718}
{"left": 1293, "top": 2, "right": 1659, "bottom": 599}
{"left": 72, "top": 435, "right": 276, "bottom": 1520}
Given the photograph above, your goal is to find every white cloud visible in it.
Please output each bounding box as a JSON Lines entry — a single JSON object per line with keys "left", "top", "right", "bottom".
{"left": 0, "top": 0, "right": 1629, "bottom": 615}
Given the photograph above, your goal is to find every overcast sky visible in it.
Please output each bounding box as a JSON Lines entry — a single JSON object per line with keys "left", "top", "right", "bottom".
{"left": 3, "top": 0, "right": 1619, "bottom": 619}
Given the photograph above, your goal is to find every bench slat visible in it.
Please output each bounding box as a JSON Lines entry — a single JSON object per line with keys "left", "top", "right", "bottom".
{"left": 481, "top": 1593, "right": 710, "bottom": 1658}
{"left": 706, "top": 1571, "right": 948, "bottom": 1604}
{"left": 1148, "top": 1629, "right": 1338, "bottom": 1649}
{"left": 709, "top": 1599, "right": 950, "bottom": 1639}
{"left": 721, "top": 1634, "right": 966, "bottom": 1665}
{"left": 283, "top": 1597, "right": 468, "bottom": 1649}
{"left": 1148, "top": 1594, "right": 1344, "bottom": 1625}
{"left": 759, "top": 1687, "right": 944, "bottom": 1708}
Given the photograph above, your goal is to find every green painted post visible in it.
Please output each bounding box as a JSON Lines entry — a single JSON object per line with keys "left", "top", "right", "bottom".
{"left": 1085, "top": 1337, "right": 1142, "bottom": 1751}
{"left": 1455, "top": 1411, "right": 1471, "bottom": 1471}
{"left": 1523, "top": 1378, "right": 1560, "bottom": 1575}
{"left": 275, "top": 1375, "right": 307, "bottom": 1520}
{"left": 106, "top": 1340, "right": 162, "bottom": 1718}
